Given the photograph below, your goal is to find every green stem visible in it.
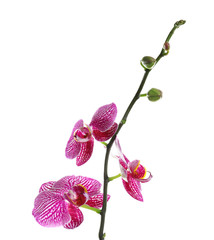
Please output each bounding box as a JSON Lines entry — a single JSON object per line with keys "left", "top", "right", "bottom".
{"left": 156, "top": 20, "right": 186, "bottom": 64}
{"left": 98, "top": 69, "right": 150, "bottom": 240}
{"left": 101, "top": 142, "right": 108, "bottom": 147}
{"left": 98, "top": 20, "right": 185, "bottom": 240}
{"left": 108, "top": 173, "right": 121, "bottom": 182}
{"left": 140, "top": 93, "right": 147, "bottom": 97}
{"left": 81, "top": 205, "right": 101, "bottom": 214}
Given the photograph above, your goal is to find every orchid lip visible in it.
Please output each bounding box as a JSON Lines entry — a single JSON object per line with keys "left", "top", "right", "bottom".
{"left": 138, "top": 171, "right": 153, "bottom": 183}
{"left": 133, "top": 161, "right": 140, "bottom": 173}
{"left": 64, "top": 184, "right": 89, "bottom": 206}
{"left": 140, "top": 167, "right": 147, "bottom": 179}
{"left": 128, "top": 160, "right": 147, "bottom": 179}
{"left": 73, "top": 124, "right": 92, "bottom": 143}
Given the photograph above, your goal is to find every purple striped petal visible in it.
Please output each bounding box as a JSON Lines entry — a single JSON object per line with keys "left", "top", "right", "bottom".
{"left": 86, "top": 193, "right": 110, "bottom": 209}
{"left": 52, "top": 176, "right": 76, "bottom": 195}
{"left": 39, "top": 181, "right": 56, "bottom": 193}
{"left": 123, "top": 155, "right": 130, "bottom": 164}
{"left": 65, "top": 139, "right": 81, "bottom": 159}
{"left": 65, "top": 120, "right": 83, "bottom": 159}
{"left": 122, "top": 172, "right": 143, "bottom": 201}
{"left": 115, "top": 137, "right": 123, "bottom": 156}
{"left": 32, "top": 191, "right": 71, "bottom": 227}
{"left": 75, "top": 176, "right": 101, "bottom": 197}
{"left": 63, "top": 203, "right": 84, "bottom": 229}
{"left": 92, "top": 123, "right": 118, "bottom": 141}
{"left": 76, "top": 138, "right": 94, "bottom": 166}
{"left": 115, "top": 138, "right": 130, "bottom": 164}
{"left": 90, "top": 103, "right": 117, "bottom": 132}
{"left": 119, "top": 158, "right": 128, "bottom": 170}
{"left": 118, "top": 158, "right": 128, "bottom": 179}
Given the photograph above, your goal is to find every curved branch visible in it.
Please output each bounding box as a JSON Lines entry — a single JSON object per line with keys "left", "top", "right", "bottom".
{"left": 98, "top": 20, "right": 186, "bottom": 240}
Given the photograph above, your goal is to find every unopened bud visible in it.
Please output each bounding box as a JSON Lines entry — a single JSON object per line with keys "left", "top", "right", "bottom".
{"left": 140, "top": 56, "right": 156, "bottom": 70}
{"left": 147, "top": 88, "right": 162, "bottom": 102}
{"left": 174, "top": 20, "right": 186, "bottom": 28}
{"left": 163, "top": 42, "right": 170, "bottom": 51}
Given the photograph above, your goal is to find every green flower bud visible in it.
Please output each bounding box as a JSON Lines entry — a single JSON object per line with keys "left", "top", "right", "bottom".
{"left": 147, "top": 88, "right": 162, "bottom": 102}
{"left": 174, "top": 20, "right": 186, "bottom": 28}
{"left": 140, "top": 56, "right": 156, "bottom": 70}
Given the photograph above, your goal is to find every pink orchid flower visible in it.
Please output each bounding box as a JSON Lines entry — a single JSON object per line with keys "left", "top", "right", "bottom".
{"left": 65, "top": 103, "right": 117, "bottom": 166}
{"left": 32, "top": 176, "right": 110, "bottom": 229}
{"left": 115, "top": 138, "right": 152, "bottom": 201}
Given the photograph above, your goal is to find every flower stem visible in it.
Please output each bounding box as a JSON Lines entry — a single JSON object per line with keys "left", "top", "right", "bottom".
{"left": 98, "top": 20, "right": 185, "bottom": 240}
{"left": 140, "top": 93, "right": 147, "bottom": 97}
{"left": 108, "top": 173, "right": 121, "bottom": 182}
{"left": 81, "top": 204, "right": 101, "bottom": 214}
{"left": 101, "top": 142, "right": 108, "bottom": 147}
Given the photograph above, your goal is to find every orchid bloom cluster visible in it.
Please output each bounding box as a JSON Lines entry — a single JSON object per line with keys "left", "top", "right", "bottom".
{"left": 32, "top": 20, "right": 185, "bottom": 240}
{"left": 33, "top": 103, "right": 152, "bottom": 229}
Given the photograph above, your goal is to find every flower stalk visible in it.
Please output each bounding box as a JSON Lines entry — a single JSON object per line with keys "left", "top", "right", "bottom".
{"left": 81, "top": 204, "right": 101, "bottom": 214}
{"left": 101, "top": 142, "right": 108, "bottom": 147}
{"left": 140, "top": 93, "right": 147, "bottom": 97}
{"left": 108, "top": 173, "right": 121, "bottom": 182}
{"left": 98, "top": 20, "right": 186, "bottom": 240}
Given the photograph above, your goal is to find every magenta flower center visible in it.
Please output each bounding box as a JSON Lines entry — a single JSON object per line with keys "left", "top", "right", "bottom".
{"left": 73, "top": 126, "right": 92, "bottom": 143}
{"left": 128, "top": 160, "right": 147, "bottom": 179}
{"left": 64, "top": 184, "right": 89, "bottom": 207}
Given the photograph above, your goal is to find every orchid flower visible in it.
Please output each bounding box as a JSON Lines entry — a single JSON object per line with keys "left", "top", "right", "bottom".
{"left": 32, "top": 176, "right": 110, "bottom": 229}
{"left": 65, "top": 103, "right": 117, "bottom": 166}
{"left": 115, "top": 138, "right": 152, "bottom": 201}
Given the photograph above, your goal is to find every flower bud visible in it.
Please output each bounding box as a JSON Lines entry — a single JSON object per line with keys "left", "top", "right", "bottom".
{"left": 147, "top": 88, "right": 162, "bottom": 102}
{"left": 174, "top": 20, "right": 186, "bottom": 28}
{"left": 163, "top": 42, "right": 170, "bottom": 51}
{"left": 140, "top": 56, "right": 156, "bottom": 70}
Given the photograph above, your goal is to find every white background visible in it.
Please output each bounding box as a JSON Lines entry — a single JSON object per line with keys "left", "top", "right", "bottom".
{"left": 0, "top": 0, "right": 214, "bottom": 239}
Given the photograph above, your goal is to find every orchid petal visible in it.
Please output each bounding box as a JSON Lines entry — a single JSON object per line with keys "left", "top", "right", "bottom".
{"left": 119, "top": 158, "right": 128, "bottom": 179}
{"left": 123, "top": 155, "right": 130, "bottom": 164}
{"left": 86, "top": 193, "right": 111, "bottom": 209}
{"left": 115, "top": 138, "right": 130, "bottom": 164}
{"left": 63, "top": 203, "right": 84, "bottom": 229}
{"left": 52, "top": 176, "right": 76, "bottom": 195}
{"left": 92, "top": 122, "right": 118, "bottom": 141}
{"left": 39, "top": 181, "right": 56, "bottom": 193}
{"left": 115, "top": 137, "right": 122, "bottom": 154}
{"left": 65, "top": 120, "right": 83, "bottom": 159}
{"left": 119, "top": 158, "right": 128, "bottom": 170}
{"left": 32, "top": 191, "right": 71, "bottom": 227}
{"left": 75, "top": 176, "right": 101, "bottom": 197}
{"left": 122, "top": 172, "right": 143, "bottom": 201}
{"left": 65, "top": 139, "right": 81, "bottom": 159}
{"left": 90, "top": 103, "right": 117, "bottom": 132}
{"left": 76, "top": 138, "right": 94, "bottom": 166}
